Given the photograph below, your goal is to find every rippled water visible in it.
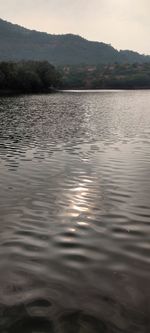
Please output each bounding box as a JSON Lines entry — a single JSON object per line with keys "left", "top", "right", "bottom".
{"left": 0, "top": 90, "right": 150, "bottom": 332}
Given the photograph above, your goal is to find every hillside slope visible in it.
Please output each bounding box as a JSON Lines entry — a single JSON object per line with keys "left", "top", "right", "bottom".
{"left": 0, "top": 18, "right": 150, "bottom": 65}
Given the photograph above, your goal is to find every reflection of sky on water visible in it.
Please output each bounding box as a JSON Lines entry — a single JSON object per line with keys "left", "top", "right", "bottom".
{"left": 0, "top": 92, "right": 150, "bottom": 332}
{"left": 1, "top": 91, "right": 150, "bottom": 173}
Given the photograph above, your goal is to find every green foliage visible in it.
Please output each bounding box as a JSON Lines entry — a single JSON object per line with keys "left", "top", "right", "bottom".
{"left": 60, "top": 63, "right": 150, "bottom": 89}
{"left": 0, "top": 61, "right": 61, "bottom": 93}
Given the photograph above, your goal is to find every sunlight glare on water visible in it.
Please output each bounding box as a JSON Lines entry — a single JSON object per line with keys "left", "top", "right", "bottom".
{"left": 0, "top": 90, "right": 150, "bottom": 332}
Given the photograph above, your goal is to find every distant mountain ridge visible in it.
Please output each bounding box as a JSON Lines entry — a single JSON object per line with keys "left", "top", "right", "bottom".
{"left": 0, "top": 18, "right": 150, "bottom": 65}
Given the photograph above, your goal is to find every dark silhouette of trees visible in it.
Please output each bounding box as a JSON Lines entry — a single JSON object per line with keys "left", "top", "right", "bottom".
{"left": 0, "top": 61, "right": 61, "bottom": 93}
{"left": 1, "top": 61, "right": 150, "bottom": 93}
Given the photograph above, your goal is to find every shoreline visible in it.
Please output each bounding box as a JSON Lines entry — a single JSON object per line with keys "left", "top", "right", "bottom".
{"left": 1, "top": 87, "right": 150, "bottom": 97}
{"left": 0, "top": 88, "right": 59, "bottom": 97}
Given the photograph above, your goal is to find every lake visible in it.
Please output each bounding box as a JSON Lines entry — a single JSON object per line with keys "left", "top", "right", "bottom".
{"left": 0, "top": 90, "right": 149, "bottom": 332}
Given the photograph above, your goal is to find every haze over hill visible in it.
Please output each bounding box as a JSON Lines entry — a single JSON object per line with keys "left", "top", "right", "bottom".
{"left": 0, "top": 18, "right": 150, "bottom": 65}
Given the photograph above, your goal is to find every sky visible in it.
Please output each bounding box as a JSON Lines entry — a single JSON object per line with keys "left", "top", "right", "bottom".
{"left": 0, "top": 0, "right": 150, "bottom": 54}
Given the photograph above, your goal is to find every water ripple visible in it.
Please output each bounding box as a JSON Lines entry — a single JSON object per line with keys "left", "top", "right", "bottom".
{"left": 0, "top": 91, "right": 150, "bottom": 332}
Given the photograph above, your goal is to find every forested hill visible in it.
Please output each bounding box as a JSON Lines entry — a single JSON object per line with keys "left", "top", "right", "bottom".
{"left": 0, "top": 18, "right": 150, "bottom": 65}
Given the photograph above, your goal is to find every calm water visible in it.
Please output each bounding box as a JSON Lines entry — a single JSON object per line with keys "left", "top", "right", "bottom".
{"left": 0, "top": 90, "right": 150, "bottom": 332}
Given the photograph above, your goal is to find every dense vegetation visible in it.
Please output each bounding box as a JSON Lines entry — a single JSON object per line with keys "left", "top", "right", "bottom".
{"left": 0, "top": 18, "right": 150, "bottom": 65}
{"left": 1, "top": 61, "right": 150, "bottom": 94}
{"left": 0, "top": 61, "right": 61, "bottom": 93}
{"left": 60, "top": 63, "right": 150, "bottom": 89}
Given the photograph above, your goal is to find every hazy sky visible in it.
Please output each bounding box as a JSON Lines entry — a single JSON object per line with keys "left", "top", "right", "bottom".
{"left": 0, "top": 0, "right": 150, "bottom": 54}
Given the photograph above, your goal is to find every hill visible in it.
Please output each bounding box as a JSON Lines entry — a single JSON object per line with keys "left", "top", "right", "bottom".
{"left": 0, "top": 18, "right": 150, "bottom": 65}
{"left": 60, "top": 63, "right": 150, "bottom": 89}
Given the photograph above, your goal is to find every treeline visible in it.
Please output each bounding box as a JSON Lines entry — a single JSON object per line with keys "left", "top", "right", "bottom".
{"left": 1, "top": 61, "right": 150, "bottom": 94}
{"left": 60, "top": 63, "right": 150, "bottom": 89}
{"left": 0, "top": 61, "right": 61, "bottom": 93}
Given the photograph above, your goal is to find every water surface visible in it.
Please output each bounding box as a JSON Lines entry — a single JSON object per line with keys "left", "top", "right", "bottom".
{"left": 0, "top": 90, "right": 150, "bottom": 332}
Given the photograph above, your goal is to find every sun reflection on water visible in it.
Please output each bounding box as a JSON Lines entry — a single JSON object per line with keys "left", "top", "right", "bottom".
{"left": 69, "top": 184, "right": 90, "bottom": 217}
